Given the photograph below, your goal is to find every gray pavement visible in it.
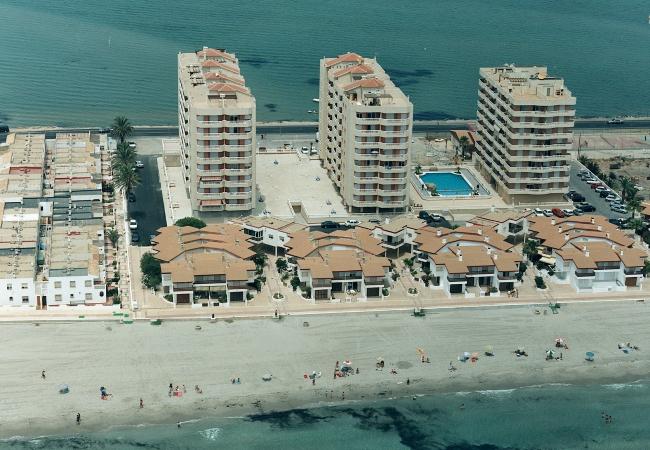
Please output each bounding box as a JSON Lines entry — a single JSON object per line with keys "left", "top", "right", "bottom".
{"left": 128, "top": 155, "right": 167, "bottom": 244}
{"left": 569, "top": 161, "right": 630, "bottom": 221}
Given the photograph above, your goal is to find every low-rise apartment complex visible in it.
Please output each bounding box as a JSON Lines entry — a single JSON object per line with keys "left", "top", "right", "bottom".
{"left": 475, "top": 65, "right": 575, "bottom": 204}
{"left": 414, "top": 225, "right": 521, "bottom": 295}
{"left": 152, "top": 223, "right": 256, "bottom": 306}
{"left": 319, "top": 53, "right": 413, "bottom": 214}
{"left": 0, "top": 133, "right": 108, "bottom": 309}
{"left": 528, "top": 215, "right": 647, "bottom": 292}
{"left": 178, "top": 47, "right": 256, "bottom": 214}
{"left": 286, "top": 228, "right": 390, "bottom": 301}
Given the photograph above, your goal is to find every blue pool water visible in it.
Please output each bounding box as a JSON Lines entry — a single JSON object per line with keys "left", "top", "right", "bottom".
{"left": 419, "top": 172, "right": 474, "bottom": 196}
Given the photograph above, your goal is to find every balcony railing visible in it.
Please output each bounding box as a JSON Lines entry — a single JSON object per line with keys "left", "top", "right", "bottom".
{"left": 574, "top": 270, "right": 595, "bottom": 278}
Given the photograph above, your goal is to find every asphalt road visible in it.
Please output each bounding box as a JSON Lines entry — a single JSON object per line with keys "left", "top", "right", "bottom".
{"left": 28, "top": 118, "right": 650, "bottom": 138}
{"left": 127, "top": 155, "right": 167, "bottom": 245}
{"left": 569, "top": 161, "right": 630, "bottom": 220}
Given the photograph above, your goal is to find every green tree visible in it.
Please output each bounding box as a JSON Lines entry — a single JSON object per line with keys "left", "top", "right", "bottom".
{"left": 275, "top": 258, "right": 288, "bottom": 273}
{"left": 619, "top": 177, "right": 636, "bottom": 202}
{"left": 290, "top": 276, "right": 301, "bottom": 291}
{"left": 627, "top": 196, "right": 642, "bottom": 219}
{"left": 458, "top": 135, "right": 470, "bottom": 159}
{"left": 174, "top": 217, "right": 207, "bottom": 228}
{"left": 106, "top": 228, "right": 120, "bottom": 248}
{"left": 111, "top": 142, "right": 137, "bottom": 170}
{"left": 112, "top": 163, "right": 140, "bottom": 193}
{"left": 522, "top": 239, "right": 538, "bottom": 259}
{"left": 140, "top": 252, "right": 161, "bottom": 288}
{"left": 111, "top": 116, "right": 134, "bottom": 144}
{"left": 252, "top": 252, "right": 268, "bottom": 269}
{"left": 643, "top": 260, "right": 650, "bottom": 277}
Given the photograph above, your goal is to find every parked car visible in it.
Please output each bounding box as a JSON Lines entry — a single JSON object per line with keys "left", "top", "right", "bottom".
{"left": 129, "top": 219, "right": 138, "bottom": 230}
{"left": 345, "top": 219, "right": 360, "bottom": 227}
{"left": 608, "top": 118, "right": 624, "bottom": 124}
{"left": 590, "top": 182, "right": 604, "bottom": 190}
{"left": 572, "top": 209, "right": 584, "bottom": 216}
{"left": 127, "top": 192, "right": 136, "bottom": 202}
{"left": 131, "top": 231, "right": 140, "bottom": 243}
{"left": 609, "top": 217, "right": 626, "bottom": 227}
{"left": 570, "top": 193, "right": 585, "bottom": 202}
{"left": 599, "top": 190, "right": 611, "bottom": 198}
{"left": 128, "top": 141, "right": 137, "bottom": 149}
{"left": 135, "top": 160, "right": 144, "bottom": 168}
{"left": 543, "top": 209, "right": 553, "bottom": 217}
{"left": 586, "top": 179, "right": 601, "bottom": 186}
{"left": 594, "top": 186, "right": 607, "bottom": 193}
{"left": 605, "top": 194, "right": 618, "bottom": 202}
{"left": 612, "top": 205, "right": 628, "bottom": 214}
{"left": 418, "top": 211, "right": 431, "bottom": 221}
{"left": 576, "top": 203, "right": 596, "bottom": 212}
{"left": 320, "top": 220, "right": 340, "bottom": 229}
{"left": 562, "top": 208, "right": 574, "bottom": 216}
{"left": 552, "top": 208, "right": 565, "bottom": 218}
{"left": 368, "top": 218, "right": 381, "bottom": 224}
{"left": 534, "top": 208, "right": 544, "bottom": 217}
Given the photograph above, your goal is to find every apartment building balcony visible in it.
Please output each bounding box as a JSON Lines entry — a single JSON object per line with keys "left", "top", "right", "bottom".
{"left": 378, "top": 199, "right": 407, "bottom": 207}
{"left": 377, "top": 165, "right": 407, "bottom": 174}
{"left": 224, "top": 191, "right": 252, "bottom": 199}
{"left": 356, "top": 176, "right": 379, "bottom": 182}
{"left": 198, "top": 119, "right": 253, "bottom": 128}
{"left": 353, "top": 188, "right": 379, "bottom": 194}
{"left": 497, "top": 272, "right": 516, "bottom": 280}
{"left": 195, "top": 167, "right": 225, "bottom": 176}
{"left": 311, "top": 279, "right": 332, "bottom": 288}
{"left": 225, "top": 202, "right": 253, "bottom": 211}
{"left": 447, "top": 274, "right": 467, "bottom": 283}
{"left": 351, "top": 200, "right": 379, "bottom": 207}
{"left": 624, "top": 267, "right": 643, "bottom": 276}
{"left": 223, "top": 156, "right": 253, "bottom": 164}
{"left": 378, "top": 153, "right": 408, "bottom": 162}
{"left": 509, "top": 108, "right": 576, "bottom": 118}
{"left": 468, "top": 268, "right": 495, "bottom": 276}
{"left": 224, "top": 179, "right": 252, "bottom": 187}
{"left": 575, "top": 270, "right": 596, "bottom": 278}
{"left": 508, "top": 142, "right": 572, "bottom": 151}
{"left": 223, "top": 167, "right": 253, "bottom": 176}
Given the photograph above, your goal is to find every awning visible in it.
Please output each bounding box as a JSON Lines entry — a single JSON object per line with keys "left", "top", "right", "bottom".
{"left": 200, "top": 199, "right": 224, "bottom": 206}
{"left": 539, "top": 256, "right": 556, "bottom": 265}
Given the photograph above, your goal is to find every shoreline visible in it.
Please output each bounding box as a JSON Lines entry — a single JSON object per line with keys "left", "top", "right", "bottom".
{"left": 3, "top": 370, "right": 649, "bottom": 442}
{"left": 1, "top": 301, "right": 650, "bottom": 440}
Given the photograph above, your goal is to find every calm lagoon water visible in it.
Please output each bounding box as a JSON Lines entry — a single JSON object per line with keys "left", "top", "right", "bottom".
{"left": 0, "top": 0, "right": 649, "bottom": 127}
{"left": 3, "top": 381, "right": 650, "bottom": 449}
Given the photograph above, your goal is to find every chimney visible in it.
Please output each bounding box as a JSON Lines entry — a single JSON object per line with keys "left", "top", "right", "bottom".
{"left": 493, "top": 253, "right": 498, "bottom": 260}
{"left": 442, "top": 238, "right": 447, "bottom": 244}
{"left": 551, "top": 219, "right": 556, "bottom": 225}
{"left": 558, "top": 226, "right": 562, "bottom": 233}
{"left": 582, "top": 245, "right": 587, "bottom": 252}
{"left": 597, "top": 225, "right": 602, "bottom": 231}
{"left": 620, "top": 249, "right": 624, "bottom": 256}
{"left": 606, "top": 232, "right": 610, "bottom": 239}
{"left": 484, "top": 236, "right": 490, "bottom": 243}
{"left": 565, "top": 233, "right": 569, "bottom": 241}
{"left": 477, "top": 228, "right": 483, "bottom": 235}
{"left": 585, "top": 249, "right": 590, "bottom": 257}
{"left": 436, "top": 229, "right": 442, "bottom": 237}
{"left": 590, "top": 217, "right": 595, "bottom": 224}
{"left": 458, "top": 250, "right": 463, "bottom": 261}
{"left": 202, "top": 46, "right": 208, "bottom": 61}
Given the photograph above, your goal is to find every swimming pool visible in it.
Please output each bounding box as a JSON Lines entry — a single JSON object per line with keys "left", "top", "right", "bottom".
{"left": 418, "top": 171, "right": 475, "bottom": 196}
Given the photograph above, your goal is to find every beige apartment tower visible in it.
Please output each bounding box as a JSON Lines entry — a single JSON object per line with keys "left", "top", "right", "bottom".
{"left": 178, "top": 47, "right": 256, "bottom": 214}
{"left": 475, "top": 65, "right": 575, "bottom": 205}
{"left": 319, "top": 53, "right": 413, "bottom": 214}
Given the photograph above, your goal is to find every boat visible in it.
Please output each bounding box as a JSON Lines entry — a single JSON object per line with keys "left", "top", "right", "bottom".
{"left": 307, "top": 110, "right": 317, "bottom": 114}
{"left": 607, "top": 117, "right": 624, "bottom": 124}
{"left": 150, "top": 319, "right": 162, "bottom": 326}
{"left": 312, "top": 98, "right": 319, "bottom": 103}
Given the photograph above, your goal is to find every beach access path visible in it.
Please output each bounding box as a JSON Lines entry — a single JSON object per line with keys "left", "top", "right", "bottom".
{"left": 2, "top": 300, "right": 650, "bottom": 439}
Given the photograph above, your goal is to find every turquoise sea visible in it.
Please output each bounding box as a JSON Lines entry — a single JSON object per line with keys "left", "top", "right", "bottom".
{"left": 0, "top": 0, "right": 649, "bottom": 127}
{"left": 3, "top": 381, "right": 650, "bottom": 449}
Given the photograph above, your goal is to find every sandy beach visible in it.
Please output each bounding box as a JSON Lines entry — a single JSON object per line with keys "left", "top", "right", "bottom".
{"left": 2, "top": 300, "right": 650, "bottom": 439}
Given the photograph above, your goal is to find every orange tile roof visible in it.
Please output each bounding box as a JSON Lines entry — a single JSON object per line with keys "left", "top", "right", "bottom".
{"left": 343, "top": 77, "right": 385, "bottom": 91}
{"left": 286, "top": 228, "right": 384, "bottom": 259}
{"left": 324, "top": 52, "right": 364, "bottom": 68}
{"left": 332, "top": 64, "right": 374, "bottom": 78}
{"left": 153, "top": 224, "right": 255, "bottom": 262}
{"left": 207, "top": 83, "right": 250, "bottom": 95}
{"left": 528, "top": 215, "right": 634, "bottom": 249}
{"left": 415, "top": 226, "right": 513, "bottom": 255}
{"left": 203, "top": 71, "right": 245, "bottom": 85}
{"left": 201, "top": 60, "right": 240, "bottom": 74}
{"left": 432, "top": 246, "right": 521, "bottom": 274}
{"left": 196, "top": 48, "right": 236, "bottom": 62}
{"left": 556, "top": 241, "right": 646, "bottom": 269}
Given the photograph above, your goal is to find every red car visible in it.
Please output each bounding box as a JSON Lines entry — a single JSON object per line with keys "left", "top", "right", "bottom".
{"left": 552, "top": 208, "right": 565, "bottom": 218}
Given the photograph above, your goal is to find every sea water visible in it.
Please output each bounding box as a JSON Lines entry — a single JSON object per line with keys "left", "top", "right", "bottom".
{"left": 3, "top": 381, "right": 650, "bottom": 449}
{"left": 0, "top": 0, "right": 649, "bottom": 127}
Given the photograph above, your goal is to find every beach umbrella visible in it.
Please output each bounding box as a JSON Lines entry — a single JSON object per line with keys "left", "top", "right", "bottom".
{"left": 585, "top": 351, "right": 595, "bottom": 361}
{"left": 262, "top": 374, "right": 272, "bottom": 381}
{"left": 342, "top": 360, "right": 352, "bottom": 367}
{"left": 58, "top": 384, "right": 69, "bottom": 394}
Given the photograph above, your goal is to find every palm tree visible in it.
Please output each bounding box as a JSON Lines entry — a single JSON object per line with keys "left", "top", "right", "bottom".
{"left": 111, "top": 116, "right": 134, "bottom": 144}
{"left": 111, "top": 142, "right": 137, "bottom": 171}
{"left": 619, "top": 177, "right": 635, "bottom": 202}
{"left": 113, "top": 163, "right": 140, "bottom": 193}
{"left": 106, "top": 228, "right": 120, "bottom": 248}
{"left": 458, "top": 135, "right": 470, "bottom": 159}
{"left": 627, "top": 196, "right": 642, "bottom": 219}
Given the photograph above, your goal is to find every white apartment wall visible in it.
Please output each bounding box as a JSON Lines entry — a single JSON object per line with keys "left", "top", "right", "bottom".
{"left": 43, "top": 275, "right": 106, "bottom": 306}
{"left": 261, "top": 228, "right": 289, "bottom": 249}
{"left": 0, "top": 278, "right": 37, "bottom": 307}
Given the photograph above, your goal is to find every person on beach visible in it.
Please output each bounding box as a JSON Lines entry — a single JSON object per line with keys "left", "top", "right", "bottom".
{"left": 140, "top": 398, "right": 144, "bottom": 409}
{"left": 312, "top": 378, "right": 315, "bottom": 386}
{"left": 195, "top": 385, "right": 203, "bottom": 394}
{"left": 407, "top": 378, "right": 410, "bottom": 385}
{"left": 76, "top": 413, "right": 81, "bottom": 425}
{"left": 41, "top": 370, "right": 46, "bottom": 379}
{"left": 182, "top": 384, "right": 187, "bottom": 393}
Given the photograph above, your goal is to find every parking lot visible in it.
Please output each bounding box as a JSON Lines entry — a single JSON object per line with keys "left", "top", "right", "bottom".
{"left": 569, "top": 161, "right": 630, "bottom": 221}
{"left": 127, "top": 154, "right": 167, "bottom": 245}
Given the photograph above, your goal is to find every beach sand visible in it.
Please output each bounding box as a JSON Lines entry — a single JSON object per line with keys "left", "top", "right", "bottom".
{"left": 2, "top": 300, "right": 650, "bottom": 439}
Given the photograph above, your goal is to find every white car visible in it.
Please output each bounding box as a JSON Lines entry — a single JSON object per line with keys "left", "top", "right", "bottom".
{"left": 612, "top": 205, "right": 628, "bottom": 214}
{"left": 128, "top": 141, "right": 137, "bottom": 149}
{"left": 594, "top": 186, "right": 607, "bottom": 193}
{"left": 586, "top": 179, "right": 601, "bottom": 185}
{"left": 345, "top": 219, "right": 360, "bottom": 227}
{"left": 605, "top": 194, "right": 618, "bottom": 202}
{"left": 135, "top": 160, "right": 144, "bottom": 168}
{"left": 543, "top": 209, "right": 553, "bottom": 217}
{"left": 562, "top": 209, "right": 574, "bottom": 216}
{"left": 534, "top": 208, "right": 544, "bottom": 217}
{"left": 129, "top": 219, "right": 138, "bottom": 230}
{"left": 434, "top": 138, "right": 445, "bottom": 142}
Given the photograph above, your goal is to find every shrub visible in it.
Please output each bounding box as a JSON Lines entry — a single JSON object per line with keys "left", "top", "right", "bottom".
{"left": 140, "top": 252, "right": 161, "bottom": 288}
{"left": 290, "top": 276, "right": 301, "bottom": 291}
{"left": 252, "top": 278, "right": 262, "bottom": 292}
{"left": 163, "top": 294, "right": 173, "bottom": 302}
{"left": 408, "top": 287, "right": 418, "bottom": 295}
{"left": 174, "top": 217, "right": 206, "bottom": 228}
{"left": 246, "top": 292, "right": 254, "bottom": 301}
{"left": 404, "top": 258, "right": 414, "bottom": 268}
{"left": 391, "top": 272, "right": 400, "bottom": 282}
{"left": 489, "top": 286, "right": 498, "bottom": 293}
{"left": 252, "top": 252, "right": 268, "bottom": 269}
{"left": 382, "top": 288, "right": 389, "bottom": 296}
{"left": 421, "top": 274, "right": 431, "bottom": 287}
{"left": 275, "top": 258, "right": 288, "bottom": 273}
{"left": 535, "top": 276, "right": 546, "bottom": 289}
